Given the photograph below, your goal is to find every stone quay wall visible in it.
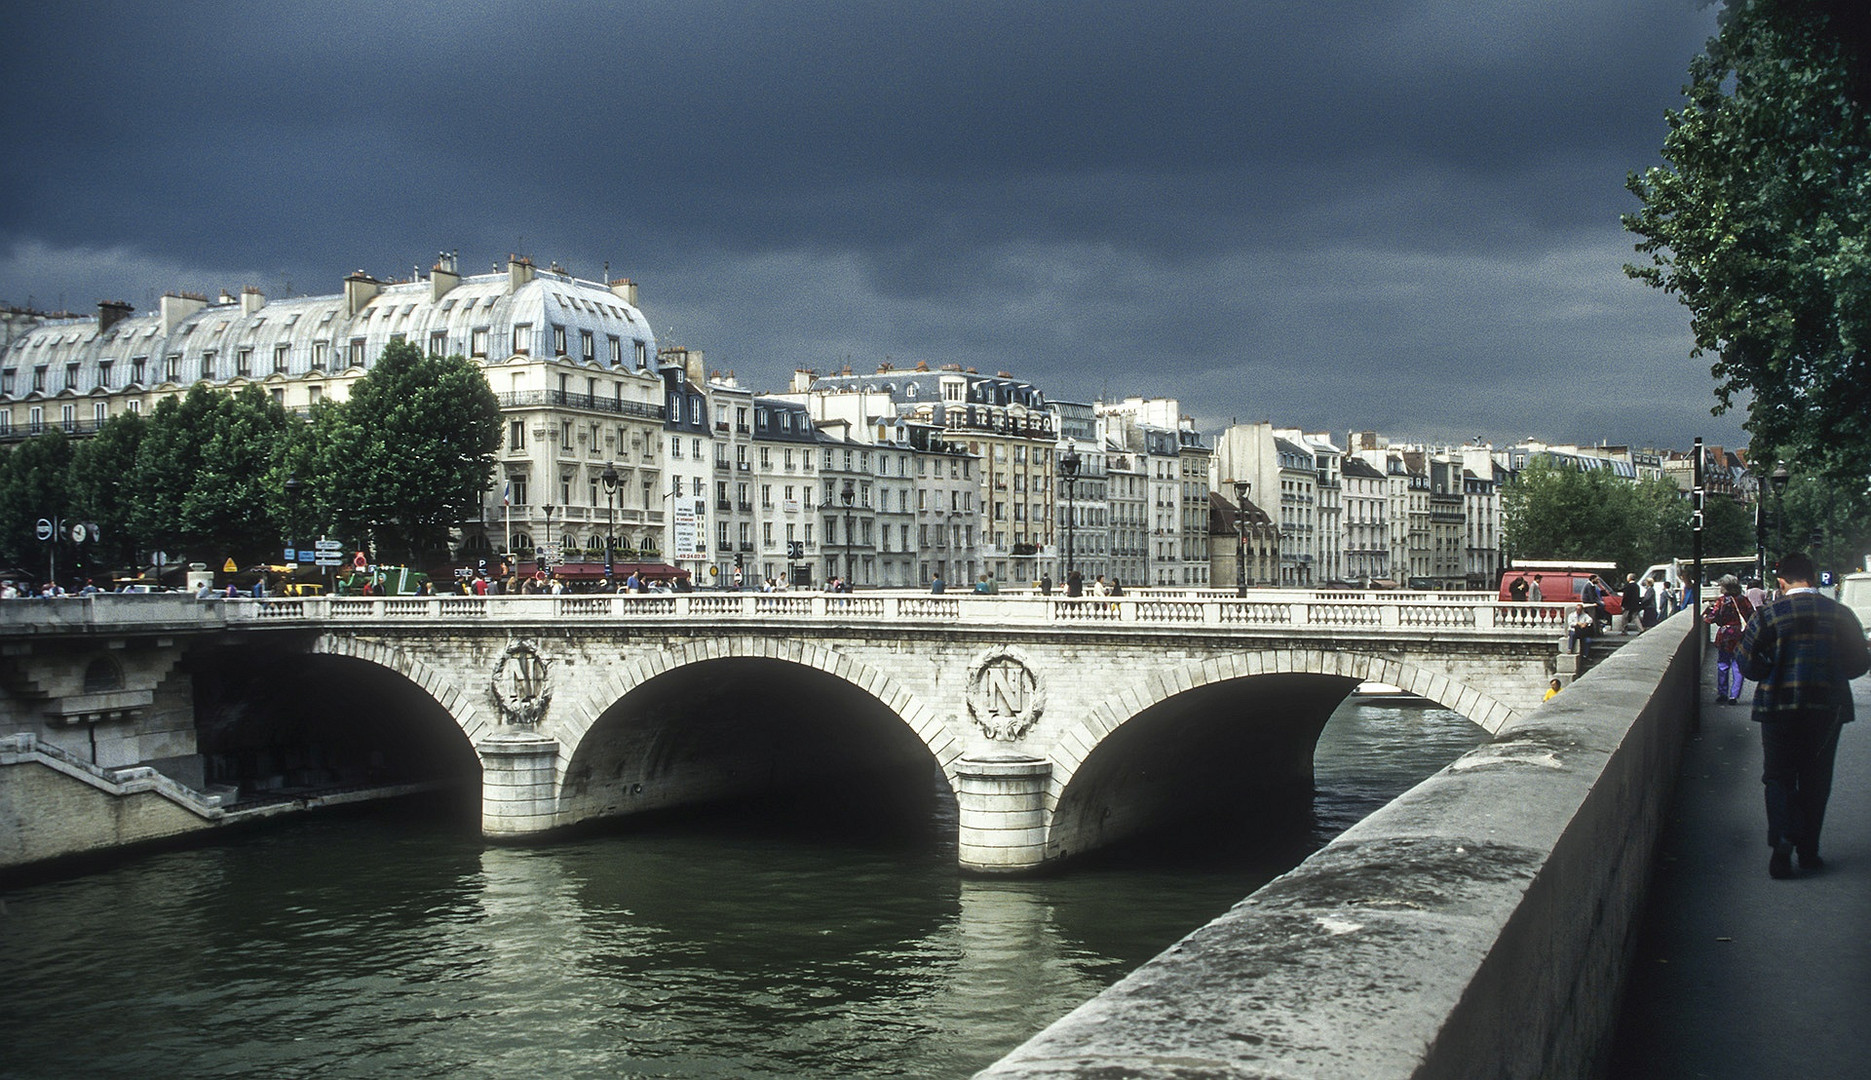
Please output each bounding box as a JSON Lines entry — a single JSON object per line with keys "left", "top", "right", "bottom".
{"left": 978, "top": 611, "right": 1700, "bottom": 1079}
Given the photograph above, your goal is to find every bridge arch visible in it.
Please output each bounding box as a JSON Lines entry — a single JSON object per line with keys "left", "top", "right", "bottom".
{"left": 547, "top": 637, "right": 967, "bottom": 832}
{"left": 546, "top": 636, "right": 960, "bottom": 777}
{"left": 309, "top": 633, "right": 491, "bottom": 741}
{"left": 1048, "top": 645, "right": 1514, "bottom": 799}
{"left": 1040, "top": 648, "right": 1514, "bottom": 860}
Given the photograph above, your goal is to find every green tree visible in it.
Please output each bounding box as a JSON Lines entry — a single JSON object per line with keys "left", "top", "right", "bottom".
{"left": 341, "top": 341, "right": 501, "bottom": 563}
{"left": 1504, "top": 457, "right": 1752, "bottom": 577}
{"left": 69, "top": 411, "right": 148, "bottom": 572}
{"left": 178, "top": 385, "right": 293, "bottom": 565}
{"left": 0, "top": 430, "right": 75, "bottom": 578}
{"left": 1625, "top": 0, "right": 1871, "bottom": 483}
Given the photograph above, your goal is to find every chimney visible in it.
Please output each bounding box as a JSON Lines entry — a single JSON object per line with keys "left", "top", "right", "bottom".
{"left": 431, "top": 251, "right": 460, "bottom": 301}
{"left": 610, "top": 277, "right": 639, "bottom": 306}
{"left": 790, "top": 368, "right": 817, "bottom": 393}
{"left": 159, "top": 291, "right": 208, "bottom": 333}
{"left": 508, "top": 254, "right": 535, "bottom": 292}
{"left": 344, "top": 271, "right": 380, "bottom": 317}
{"left": 241, "top": 286, "right": 265, "bottom": 315}
{"left": 97, "top": 300, "right": 134, "bottom": 333}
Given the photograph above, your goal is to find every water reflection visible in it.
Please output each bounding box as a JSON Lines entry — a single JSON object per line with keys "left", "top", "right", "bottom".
{"left": 0, "top": 700, "right": 1484, "bottom": 1080}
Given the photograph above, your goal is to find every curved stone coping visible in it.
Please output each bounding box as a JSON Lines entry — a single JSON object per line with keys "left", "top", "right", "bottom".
{"left": 978, "top": 611, "right": 1700, "bottom": 1079}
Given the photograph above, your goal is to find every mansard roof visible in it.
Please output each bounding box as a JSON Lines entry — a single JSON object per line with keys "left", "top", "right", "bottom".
{"left": 0, "top": 263, "right": 656, "bottom": 402}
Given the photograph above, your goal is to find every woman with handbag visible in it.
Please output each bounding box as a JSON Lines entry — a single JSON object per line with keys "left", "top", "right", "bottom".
{"left": 1704, "top": 576, "right": 1756, "bottom": 704}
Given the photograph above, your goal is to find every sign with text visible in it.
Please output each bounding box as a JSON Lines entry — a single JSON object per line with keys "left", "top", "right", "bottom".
{"left": 672, "top": 498, "right": 700, "bottom": 559}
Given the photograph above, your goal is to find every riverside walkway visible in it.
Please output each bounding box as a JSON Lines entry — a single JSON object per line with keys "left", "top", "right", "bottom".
{"left": 1607, "top": 657, "right": 1871, "bottom": 1077}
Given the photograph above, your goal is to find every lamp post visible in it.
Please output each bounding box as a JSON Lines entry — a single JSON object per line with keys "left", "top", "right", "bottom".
{"left": 841, "top": 478, "right": 856, "bottom": 589}
{"left": 1059, "top": 447, "right": 1080, "bottom": 583}
{"left": 1769, "top": 462, "right": 1790, "bottom": 578}
{"left": 284, "top": 474, "right": 303, "bottom": 592}
{"left": 601, "top": 462, "right": 620, "bottom": 581}
{"left": 1234, "top": 479, "right": 1251, "bottom": 597}
{"left": 541, "top": 504, "right": 556, "bottom": 571}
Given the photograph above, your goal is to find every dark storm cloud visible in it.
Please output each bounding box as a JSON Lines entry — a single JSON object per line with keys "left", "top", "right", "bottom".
{"left": 0, "top": 1, "right": 1740, "bottom": 448}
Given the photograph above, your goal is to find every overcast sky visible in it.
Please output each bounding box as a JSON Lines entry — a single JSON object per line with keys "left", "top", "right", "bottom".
{"left": 0, "top": 1, "right": 1746, "bottom": 450}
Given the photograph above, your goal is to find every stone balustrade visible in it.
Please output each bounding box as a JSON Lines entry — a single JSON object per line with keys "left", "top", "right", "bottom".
{"left": 0, "top": 591, "right": 1571, "bottom": 640}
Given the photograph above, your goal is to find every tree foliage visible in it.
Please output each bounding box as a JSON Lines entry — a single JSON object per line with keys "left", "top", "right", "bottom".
{"left": 1503, "top": 457, "right": 1753, "bottom": 577}
{"left": 0, "top": 428, "right": 73, "bottom": 571}
{"left": 1625, "top": 0, "right": 1871, "bottom": 484}
{"left": 68, "top": 411, "right": 148, "bottom": 570}
{"left": 340, "top": 341, "right": 501, "bottom": 562}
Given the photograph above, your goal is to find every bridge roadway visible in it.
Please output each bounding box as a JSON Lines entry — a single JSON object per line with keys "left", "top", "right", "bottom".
{"left": 3, "top": 589, "right": 1576, "bottom": 875}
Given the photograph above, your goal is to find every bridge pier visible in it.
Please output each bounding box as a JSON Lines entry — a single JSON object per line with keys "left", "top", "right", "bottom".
{"left": 477, "top": 730, "right": 562, "bottom": 838}
{"left": 955, "top": 754, "right": 1052, "bottom": 873}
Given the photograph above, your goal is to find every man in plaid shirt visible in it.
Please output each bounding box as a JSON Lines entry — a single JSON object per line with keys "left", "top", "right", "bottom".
{"left": 1738, "top": 552, "right": 1871, "bottom": 878}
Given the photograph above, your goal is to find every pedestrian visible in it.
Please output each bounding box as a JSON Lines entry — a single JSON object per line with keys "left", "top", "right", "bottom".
{"left": 1566, "top": 603, "right": 1595, "bottom": 658}
{"left": 1109, "top": 577, "right": 1123, "bottom": 597}
{"left": 1529, "top": 575, "right": 1544, "bottom": 603}
{"left": 1039, "top": 574, "right": 1053, "bottom": 597}
{"left": 930, "top": 573, "right": 945, "bottom": 594}
{"left": 1737, "top": 552, "right": 1871, "bottom": 878}
{"left": 1066, "top": 569, "right": 1083, "bottom": 597}
{"left": 1620, "top": 573, "right": 1641, "bottom": 633}
{"left": 1509, "top": 574, "right": 1531, "bottom": 602}
{"left": 1544, "top": 677, "right": 1563, "bottom": 702}
{"left": 1093, "top": 575, "right": 1109, "bottom": 597}
{"left": 1703, "top": 576, "right": 1755, "bottom": 704}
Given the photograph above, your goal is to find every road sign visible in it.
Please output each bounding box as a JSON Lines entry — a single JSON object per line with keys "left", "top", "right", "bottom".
{"left": 315, "top": 539, "right": 343, "bottom": 552}
{"left": 313, "top": 555, "right": 344, "bottom": 568}
{"left": 35, "top": 518, "right": 53, "bottom": 541}
{"left": 298, "top": 550, "right": 315, "bottom": 563}
{"left": 222, "top": 558, "right": 238, "bottom": 573}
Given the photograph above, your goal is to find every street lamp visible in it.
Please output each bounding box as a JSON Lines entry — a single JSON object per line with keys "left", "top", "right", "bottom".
{"left": 541, "top": 504, "right": 556, "bottom": 570}
{"left": 1768, "top": 462, "right": 1791, "bottom": 574}
{"left": 1059, "top": 447, "right": 1080, "bottom": 584}
{"left": 1234, "top": 479, "right": 1251, "bottom": 597}
{"left": 841, "top": 478, "right": 856, "bottom": 589}
{"left": 601, "top": 462, "right": 620, "bottom": 581}
{"left": 283, "top": 474, "right": 303, "bottom": 592}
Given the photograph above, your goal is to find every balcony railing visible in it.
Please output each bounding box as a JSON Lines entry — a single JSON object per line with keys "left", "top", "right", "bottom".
{"left": 496, "top": 390, "right": 665, "bottom": 421}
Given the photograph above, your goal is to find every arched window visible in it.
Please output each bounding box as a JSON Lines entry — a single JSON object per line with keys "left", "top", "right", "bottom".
{"left": 83, "top": 655, "right": 124, "bottom": 693}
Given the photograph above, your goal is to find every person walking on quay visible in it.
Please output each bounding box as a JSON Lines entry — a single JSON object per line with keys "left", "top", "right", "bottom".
{"left": 1529, "top": 574, "right": 1544, "bottom": 603}
{"left": 1620, "top": 573, "right": 1642, "bottom": 633}
{"left": 1737, "top": 552, "right": 1871, "bottom": 878}
{"left": 1702, "top": 576, "right": 1755, "bottom": 704}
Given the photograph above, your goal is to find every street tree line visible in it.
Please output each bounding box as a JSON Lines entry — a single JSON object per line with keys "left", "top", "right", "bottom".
{"left": 1501, "top": 455, "right": 1869, "bottom": 582}
{"left": 0, "top": 341, "right": 501, "bottom": 583}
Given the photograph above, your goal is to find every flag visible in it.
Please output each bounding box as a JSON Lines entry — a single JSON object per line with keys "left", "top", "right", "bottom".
{"left": 502, "top": 480, "right": 511, "bottom": 506}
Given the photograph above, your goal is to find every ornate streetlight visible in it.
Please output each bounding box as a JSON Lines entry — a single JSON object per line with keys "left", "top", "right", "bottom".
{"left": 541, "top": 504, "right": 556, "bottom": 571}
{"left": 601, "top": 462, "right": 620, "bottom": 582}
{"left": 1058, "top": 447, "right": 1080, "bottom": 583}
{"left": 841, "top": 478, "right": 856, "bottom": 588}
{"left": 1234, "top": 479, "right": 1252, "bottom": 597}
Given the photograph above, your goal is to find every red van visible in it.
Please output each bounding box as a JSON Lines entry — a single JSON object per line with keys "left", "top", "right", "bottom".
{"left": 1499, "top": 562, "right": 1624, "bottom": 615}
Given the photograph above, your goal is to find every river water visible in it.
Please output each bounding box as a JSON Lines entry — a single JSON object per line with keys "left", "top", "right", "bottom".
{"left": 1, "top": 698, "right": 1483, "bottom": 1079}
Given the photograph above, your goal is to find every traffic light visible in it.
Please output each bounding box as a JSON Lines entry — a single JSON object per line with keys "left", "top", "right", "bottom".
{"left": 734, "top": 552, "right": 743, "bottom": 569}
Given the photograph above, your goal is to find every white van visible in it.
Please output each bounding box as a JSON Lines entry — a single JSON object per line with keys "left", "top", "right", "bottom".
{"left": 1839, "top": 572, "right": 1871, "bottom": 640}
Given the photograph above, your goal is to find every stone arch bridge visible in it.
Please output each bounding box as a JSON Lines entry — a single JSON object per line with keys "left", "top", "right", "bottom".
{"left": 2, "top": 591, "right": 1574, "bottom": 872}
